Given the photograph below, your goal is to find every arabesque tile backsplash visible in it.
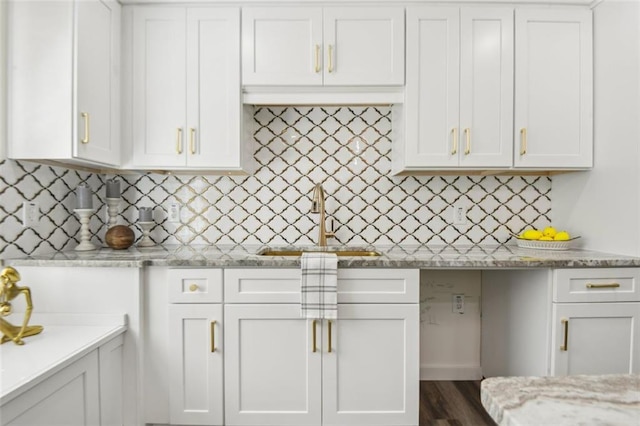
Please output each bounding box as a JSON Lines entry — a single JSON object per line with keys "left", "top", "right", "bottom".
{"left": 0, "top": 106, "right": 551, "bottom": 258}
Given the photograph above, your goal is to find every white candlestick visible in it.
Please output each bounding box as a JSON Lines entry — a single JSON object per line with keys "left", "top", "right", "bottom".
{"left": 74, "top": 209, "right": 97, "bottom": 251}
{"left": 137, "top": 222, "right": 154, "bottom": 247}
{"left": 106, "top": 198, "right": 121, "bottom": 227}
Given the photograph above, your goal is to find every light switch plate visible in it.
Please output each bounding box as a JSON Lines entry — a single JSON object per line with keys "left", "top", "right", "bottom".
{"left": 167, "top": 203, "right": 181, "bottom": 223}
{"left": 23, "top": 201, "right": 40, "bottom": 227}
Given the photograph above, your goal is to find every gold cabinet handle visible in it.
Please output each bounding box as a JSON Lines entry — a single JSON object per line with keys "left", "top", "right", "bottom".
{"left": 312, "top": 320, "right": 317, "bottom": 353}
{"left": 81, "top": 112, "right": 90, "bottom": 144}
{"left": 520, "top": 128, "right": 527, "bottom": 155}
{"left": 451, "top": 128, "right": 458, "bottom": 155}
{"left": 327, "top": 320, "right": 332, "bottom": 353}
{"left": 328, "top": 45, "right": 334, "bottom": 73}
{"left": 314, "top": 44, "right": 321, "bottom": 73}
{"left": 189, "top": 128, "right": 196, "bottom": 155}
{"left": 464, "top": 128, "right": 471, "bottom": 155}
{"left": 210, "top": 320, "right": 216, "bottom": 352}
{"left": 189, "top": 284, "right": 198, "bottom": 292}
{"left": 176, "top": 128, "right": 183, "bottom": 154}
{"left": 560, "top": 318, "right": 568, "bottom": 351}
{"left": 586, "top": 283, "right": 621, "bottom": 289}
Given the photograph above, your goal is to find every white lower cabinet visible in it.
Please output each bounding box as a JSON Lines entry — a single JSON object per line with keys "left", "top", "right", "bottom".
{"left": 223, "top": 268, "right": 420, "bottom": 426}
{"left": 1, "top": 335, "right": 124, "bottom": 426}
{"left": 169, "top": 304, "right": 224, "bottom": 425}
{"left": 551, "top": 302, "right": 640, "bottom": 376}
{"left": 482, "top": 267, "right": 640, "bottom": 377}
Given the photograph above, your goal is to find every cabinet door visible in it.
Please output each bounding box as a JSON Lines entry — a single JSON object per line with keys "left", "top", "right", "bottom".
{"left": 242, "top": 7, "right": 323, "bottom": 86}
{"left": 551, "top": 303, "right": 640, "bottom": 376}
{"left": 459, "top": 8, "right": 513, "bottom": 168}
{"left": 323, "top": 7, "right": 404, "bottom": 86}
{"left": 186, "top": 8, "right": 241, "bottom": 168}
{"left": 322, "top": 304, "right": 419, "bottom": 426}
{"left": 76, "top": 0, "right": 120, "bottom": 166}
{"left": 169, "top": 304, "right": 224, "bottom": 425}
{"left": 404, "top": 7, "right": 460, "bottom": 168}
{"left": 514, "top": 9, "right": 593, "bottom": 168}
{"left": 224, "top": 304, "right": 321, "bottom": 426}
{"left": 132, "top": 7, "right": 187, "bottom": 167}
{"left": 2, "top": 351, "right": 100, "bottom": 426}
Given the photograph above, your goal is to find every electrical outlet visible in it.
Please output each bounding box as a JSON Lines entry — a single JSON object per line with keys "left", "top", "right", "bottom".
{"left": 453, "top": 294, "right": 465, "bottom": 314}
{"left": 452, "top": 203, "right": 467, "bottom": 225}
{"left": 23, "top": 202, "right": 40, "bottom": 227}
{"left": 167, "top": 203, "right": 181, "bottom": 223}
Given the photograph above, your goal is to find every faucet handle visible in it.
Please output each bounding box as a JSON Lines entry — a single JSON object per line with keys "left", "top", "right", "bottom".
{"left": 325, "top": 217, "right": 336, "bottom": 239}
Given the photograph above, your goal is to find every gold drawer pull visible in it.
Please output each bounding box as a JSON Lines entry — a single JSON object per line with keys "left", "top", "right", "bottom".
{"left": 520, "top": 128, "right": 527, "bottom": 155}
{"left": 327, "top": 320, "right": 332, "bottom": 353}
{"left": 560, "top": 318, "right": 568, "bottom": 351}
{"left": 189, "top": 128, "right": 196, "bottom": 154}
{"left": 189, "top": 284, "right": 199, "bottom": 292}
{"left": 312, "top": 320, "right": 317, "bottom": 353}
{"left": 464, "top": 128, "right": 470, "bottom": 155}
{"left": 314, "top": 44, "right": 321, "bottom": 73}
{"left": 328, "top": 45, "right": 334, "bottom": 73}
{"left": 586, "top": 283, "right": 621, "bottom": 289}
{"left": 451, "top": 128, "right": 458, "bottom": 155}
{"left": 81, "top": 112, "right": 90, "bottom": 144}
{"left": 210, "top": 320, "right": 216, "bottom": 352}
{"left": 176, "top": 128, "right": 183, "bottom": 154}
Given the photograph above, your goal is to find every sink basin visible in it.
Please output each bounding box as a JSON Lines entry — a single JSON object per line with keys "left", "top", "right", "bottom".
{"left": 257, "top": 247, "right": 382, "bottom": 257}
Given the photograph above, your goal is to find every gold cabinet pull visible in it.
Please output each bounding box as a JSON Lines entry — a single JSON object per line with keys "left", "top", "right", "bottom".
{"left": 81, "top": 112, "right": 90, "bottom": 144}
{"left": 328, "top": 45, "right": 334, "bottom": 73}
{"left": 189, "top": 128, "right": 196, "bottom": 154}
{"left": 451, "top": 128, "right": 458, "bottom": 155}
{"left": 189, "top": 284, "right": 198, "bottom": 292}
{"left": 312, "top": 320, "right": 317, "bottom": 353}
{"left": 327, "top": 320, "right": 332, "bottom": 353}
{"left": 210, "top": 320, "right": 216, "bottom": 352}
{"left": 314, "top": 44, "right": 321, "bottom": 73}
{"left": 520, "top": 128, "right": 527, "bottom": 155}
{"left": 586, "top": 283, "right": 621, "bottom": 289}
{"left": 464, "top": 128, "right": 471, "bottom": 155}
{"left": 176, "top": 128, "right": 183, "bottom": 154}
{"left": 560, "top": 318, "right": 568, "bottom": 351}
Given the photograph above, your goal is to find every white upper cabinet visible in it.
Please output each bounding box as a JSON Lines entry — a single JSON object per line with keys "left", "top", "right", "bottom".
{"left": 129, "top": 6, "right": 252, "bottom": 171}
{"left": 8, "top": 0, "right": 120, "bottom": 167}
{"left": 514, "top": 8, "right": 593, "bottom": 168}
{"left": 242, "top": 7, "right": 404, "bottom": 86}
{"left": 394, "top": 7, "right": 513, "bottom": 172}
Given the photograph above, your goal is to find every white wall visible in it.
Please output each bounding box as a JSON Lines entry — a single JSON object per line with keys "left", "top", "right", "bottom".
{"left": 552, "top": 0, "right": 640, "bottom": 256}
{"left": 419, "top": 270, "right": 482, "bottom": 380}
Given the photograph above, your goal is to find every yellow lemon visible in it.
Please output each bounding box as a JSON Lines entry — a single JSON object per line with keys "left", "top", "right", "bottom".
{"left": 522, "top": 229, "right": 543, "bottom": 240}
{"left": 539, "top": 236, "right": 554, "bottom": 241}
{"left": 543, "top": 226, "right": 557, "bottom": 237}
{"left": 554, "top": 231, "right": 571, "bottom": 241}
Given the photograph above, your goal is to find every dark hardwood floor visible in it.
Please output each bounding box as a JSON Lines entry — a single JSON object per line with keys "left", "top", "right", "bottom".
{"left": 420, "top": 381, "right": 497, "bottom": 426}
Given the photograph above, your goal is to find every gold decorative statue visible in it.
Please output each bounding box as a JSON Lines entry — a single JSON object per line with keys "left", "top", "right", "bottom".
{"left": 0, "top": 266, "right": 43, "bottom": 345}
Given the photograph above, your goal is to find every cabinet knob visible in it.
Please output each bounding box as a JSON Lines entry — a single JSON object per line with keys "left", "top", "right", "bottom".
{"left": 189, "top": 284, "right": 199, "bottom": 292}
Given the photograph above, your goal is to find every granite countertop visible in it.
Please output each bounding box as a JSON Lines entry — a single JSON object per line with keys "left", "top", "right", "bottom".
{"left": 2, "top": 244, "right": 640, "bottom": 268}
{"left": 481, "top": 374, "right": 640, "bottom": 426}
{"left": 0, "top": 313, "right": 127, "bottom": 405}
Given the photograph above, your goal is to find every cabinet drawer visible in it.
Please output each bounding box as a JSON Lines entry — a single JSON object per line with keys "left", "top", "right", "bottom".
{"left": 553, "top": 268, "right": 640, "bottom": 303}
{"left": 224, "top": 268, "right": 419, "bottom": 304}
{"left": 168, "top": 269, "right": 223, "bottom": 303}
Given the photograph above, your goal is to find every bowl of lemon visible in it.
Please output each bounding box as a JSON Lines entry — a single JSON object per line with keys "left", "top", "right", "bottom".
{"left": 514, "top": 227, "right": 579, "bottom": 250}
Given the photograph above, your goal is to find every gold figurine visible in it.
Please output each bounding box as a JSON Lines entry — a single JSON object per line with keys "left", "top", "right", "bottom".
{"left": 1, "top": 266, "right": 43, "bottom": 345}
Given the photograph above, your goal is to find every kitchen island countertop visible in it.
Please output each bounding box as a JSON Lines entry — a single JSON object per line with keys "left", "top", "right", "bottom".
{"left": 2, "top": 244, "right": 639, "bottom": 269}
{"left": 481, "top": 374, "right": 640, "bottom": 426}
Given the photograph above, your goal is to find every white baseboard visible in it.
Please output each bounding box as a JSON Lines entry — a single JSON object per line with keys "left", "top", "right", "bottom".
{"left": 420, "top": 364, "right": 483, "bottom": 380}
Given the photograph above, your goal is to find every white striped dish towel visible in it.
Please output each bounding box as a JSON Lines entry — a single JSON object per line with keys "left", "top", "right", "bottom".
{"left": 300, "top": 252, "right": 338, "bottom": 319}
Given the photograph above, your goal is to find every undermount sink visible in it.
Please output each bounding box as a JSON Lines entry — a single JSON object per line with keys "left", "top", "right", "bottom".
{"left": 257, "top": 247, "right": 382, "bottom": 257}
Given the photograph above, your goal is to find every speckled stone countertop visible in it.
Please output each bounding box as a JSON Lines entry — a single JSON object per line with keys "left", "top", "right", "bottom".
{"left": 2, "top": 244, "right": 640, "bottom": 268}
{"left": 481, "top": 374, "right": 640, "bottom": 426}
